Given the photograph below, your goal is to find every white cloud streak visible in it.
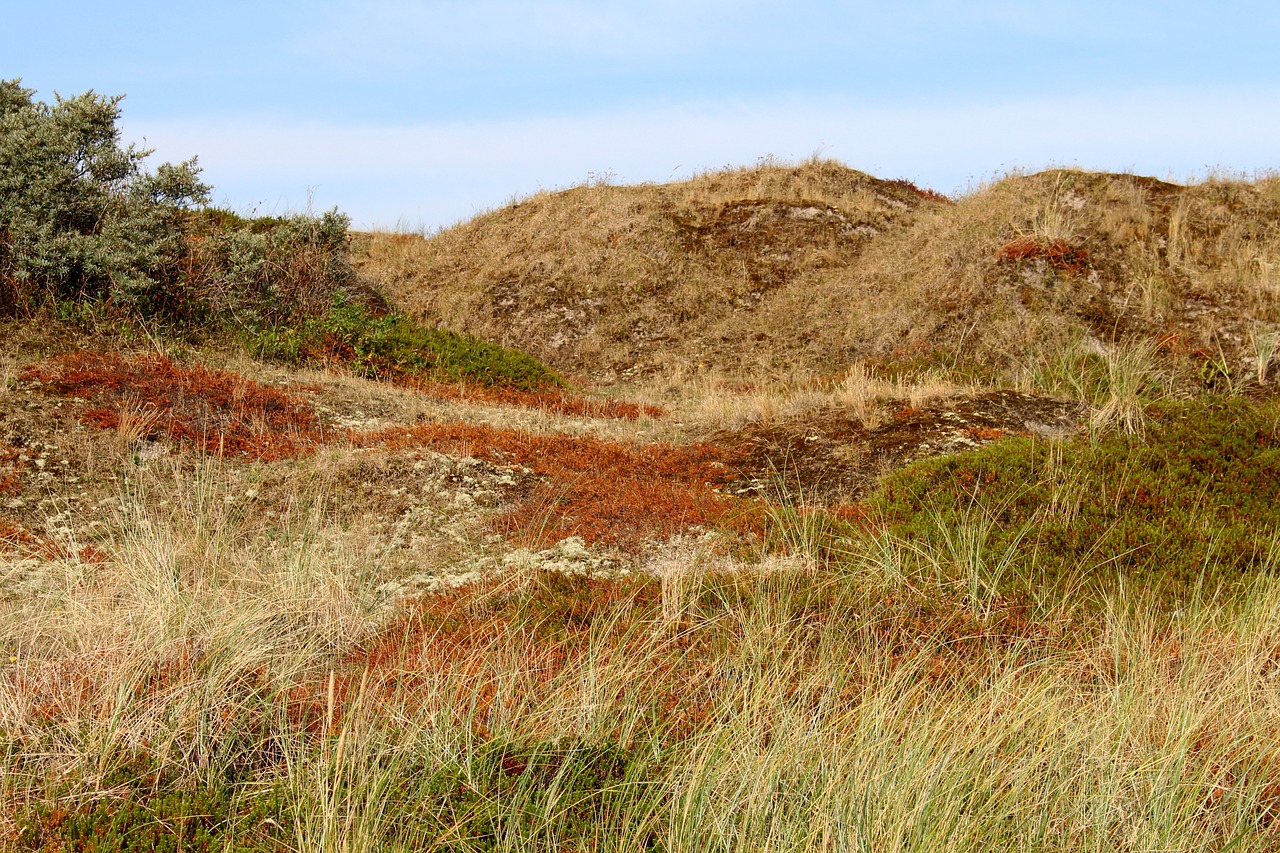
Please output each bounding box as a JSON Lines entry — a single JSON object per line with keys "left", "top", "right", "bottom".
{"left": 128, "top": 88, "right": 1280, "bottom": 229}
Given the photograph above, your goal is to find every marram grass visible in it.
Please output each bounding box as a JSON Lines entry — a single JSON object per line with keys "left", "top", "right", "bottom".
{"left": 3, "top": 456, "right": 1280, "bottom": 851}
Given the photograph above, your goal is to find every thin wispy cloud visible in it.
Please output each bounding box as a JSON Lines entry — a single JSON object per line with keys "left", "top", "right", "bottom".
{"left": 131, "top": 86, "right": 1280, "bottom": 229}
{"left": 11, "top": 1, "right": 1279, "bottom": 225}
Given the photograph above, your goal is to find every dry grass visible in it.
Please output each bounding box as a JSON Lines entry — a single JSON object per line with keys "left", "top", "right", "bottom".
{"left": 397, "top": 375, "right": 664, "bottom": 420}
{"left": 5, "top": 465, "right": 1280, "bottom": 849}
{"left": 355, "top": 158, "right": 941, "bottom": 380}
{"left": 634, "top": 362, "right": 961, "bottom": 434}
{"left": 357, "top": 163, "right": 1280, "bottom": 396}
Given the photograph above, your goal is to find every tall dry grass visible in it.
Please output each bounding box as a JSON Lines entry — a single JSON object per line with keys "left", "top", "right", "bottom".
{"left": 3, "top": 450, "right": 1280, "bottom": 849}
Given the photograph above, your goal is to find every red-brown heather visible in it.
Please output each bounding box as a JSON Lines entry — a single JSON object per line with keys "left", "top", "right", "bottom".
{"left": 997, "top": 236, "right": 1091, "bottom": 275}
{"left": 888, "top": 178, "right": 954, "bottom": 205}
{"left": 18, "top": 352, "right": 743, "bottom": 549}
{"left": 352, "top": 421, "right": 753, "bottom": 548}
{"left": 0, "top": 443, "right": 25, "bottom": 497}
{"left": 22, "top": 351, "right": 330, "bottom": 462}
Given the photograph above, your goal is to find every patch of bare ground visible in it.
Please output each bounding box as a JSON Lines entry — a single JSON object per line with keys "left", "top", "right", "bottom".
{"left": 715, "top": 390, "right": 1086, "bottom": 505}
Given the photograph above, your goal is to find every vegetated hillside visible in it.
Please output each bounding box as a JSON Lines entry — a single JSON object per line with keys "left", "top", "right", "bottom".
{"left": 357, "top": 159, "right": 947, "bottom": 377}
{"left": 360, "top": 161, "right": 1280, "bottom": 386}
{"left": 847, "top": 168, "right": 1280, "bottom": 385}
{"left": 14, "top": 80, "right": 1280, "bottom": 851}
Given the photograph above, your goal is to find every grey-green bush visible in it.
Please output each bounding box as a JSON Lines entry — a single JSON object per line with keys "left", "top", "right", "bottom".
{"left": 186, "top": 206, "right": 363, "bottom": 325}
{"left": 0, "top": 79, "right": 362, "bottom": 325}
{"left": 0, "top": 78, "right": 209, "bottom": 314}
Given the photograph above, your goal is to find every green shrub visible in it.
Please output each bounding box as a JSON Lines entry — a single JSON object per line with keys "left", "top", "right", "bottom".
{"left": 865, "top": 397, "right": 1280, "bottom": 603}
{"left": 253, "top": 299, "right": 563, "bottom": 390}
{"left": 0, "top": 78, "right": 363, "bottom": 326}
{"left": 0, "top": 79, "right": 209, "bottom": 315}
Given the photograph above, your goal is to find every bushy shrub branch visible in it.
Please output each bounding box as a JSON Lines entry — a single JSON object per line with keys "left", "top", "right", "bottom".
{"left": 0, "top": 78, "right": 209, "bottom": 313}
{"left": 1, "top": 78, "right": 563, "bottom": 390}
{"left": 0, "top": 78, "right": 361, "bottom": 325}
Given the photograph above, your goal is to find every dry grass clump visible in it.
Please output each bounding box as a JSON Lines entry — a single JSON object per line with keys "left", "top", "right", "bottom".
{"left": 22, "top": 351, "right": 329, "bottom": 462}
{"left": 0, "top": 458, "right": 381, "bottom": 846}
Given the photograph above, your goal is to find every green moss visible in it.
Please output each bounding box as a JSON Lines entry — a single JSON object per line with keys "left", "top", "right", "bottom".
{"left": 864, "top": 397, "right": 1280, "bottom": 604}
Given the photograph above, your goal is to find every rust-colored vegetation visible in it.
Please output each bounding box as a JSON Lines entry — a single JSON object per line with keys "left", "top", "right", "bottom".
{"left": 997, "top": 236, "right": 1091, "bottom": 275}
{"left": 280, "top": 574, "right": 726, "bottom": 739}
{"left": 0, "top": 443, "right": 26, "bottom": 497}
{"left": 353, "top": 422, "right": 752, "bottom": 548}
{"left": 23, "top": 352, "right": 329, "bottom": 462}
{"left": 293, "top": 568, "right": 1056, "bottom": 744}
{"left": 889, "top": 178, "right": 954, "bottom": 205}
{"left": 402, "top": 377, "right": 665, "bottom": 420}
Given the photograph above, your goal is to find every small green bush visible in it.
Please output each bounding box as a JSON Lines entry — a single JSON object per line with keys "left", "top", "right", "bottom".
{"left": 252, "top": 299, "right": 563, "bottom": 391}
{"left": 866, "top": 397, "right": 1280, "bottom": 603}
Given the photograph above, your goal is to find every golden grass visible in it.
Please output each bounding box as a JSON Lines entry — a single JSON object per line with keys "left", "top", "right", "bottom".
{"left": 5, "top": 460, "right": 1280, "bottom": 849}
{"left": 633, "top": 363, "right": 961, "bottom": 434}
{"left": 357, "top": 162, "right": 1280, "bottom": 397}
{"left": 354, "top": 158, "right": 941, "bottom": 380}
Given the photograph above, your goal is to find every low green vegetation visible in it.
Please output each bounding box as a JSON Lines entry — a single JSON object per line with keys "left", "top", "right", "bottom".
{"left": 252, "top": 300, "right": 563, "bottom": 391}
{"left": 14, "top": 755, "right": 289, "bottom": 852}
{"left": 862, "top": 396, "right": 1280, "bottom": 604}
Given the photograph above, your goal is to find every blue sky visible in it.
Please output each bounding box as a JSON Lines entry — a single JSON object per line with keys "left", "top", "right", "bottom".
{"left": 7, "top": 1, "right": 1280, "bottom": 229}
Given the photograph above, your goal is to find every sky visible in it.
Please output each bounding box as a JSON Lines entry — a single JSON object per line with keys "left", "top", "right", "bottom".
{"left": 6, "top": 1, "right": 1280, "bottom": 230}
